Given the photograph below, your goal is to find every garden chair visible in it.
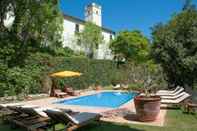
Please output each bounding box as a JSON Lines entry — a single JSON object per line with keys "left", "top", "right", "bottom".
{"left": 184, "top": 102, "right": 197, "bottom": 113}
{"left": 113, "top": 84, "right": 121, "bottom": 90}
{"left": 4, "top": 105, "right": 32, "bottom": 122}
{"left": 44, "top": 109, "right": 101, "bottom": 131}
{"left": 156, "top": 87, "right": 184, "bottom": 96}
{"left": 0, "top": 103, "right": 24, "bottom": 109}
{"left": 44, "top": 109, "right": 74, "bottom": 131}
{"left": 64, "top": 86, "right": 80, "bottom": 96}
{"left": 11, "top": 107, "right": 55, "bottom": 131}
{"left": 161, "top": 92, "right": 191, "bottom": 105}
{"left": 161, "top": 92, "right": 187, "bottom": 99}
{"left": 0, "top": 104, "right": 25, "bottom": 123}
{"left": 1, "top": 106, "right": 21, "bottom": 123}
{"left": 54, "top": 89, "right": 68, "bottom": 98}
{"left": 157, "top": 86, "right": 181, "bottom": 93}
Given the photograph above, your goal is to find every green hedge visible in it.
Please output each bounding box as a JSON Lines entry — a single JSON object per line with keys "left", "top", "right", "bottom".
{"left": 24, "top": 53, "right": 129, "bottom": 91}
{"left": 2, "top": 52, "right": 167, "bottom": 96}
{"left": 2, "top": 51, "right": 168, "bottom": 96}
{"left": 1, "top": 52, "right": 130, "bottom": 96}
{"left": 51, "top": 57, "right": 122, "bottom": 89}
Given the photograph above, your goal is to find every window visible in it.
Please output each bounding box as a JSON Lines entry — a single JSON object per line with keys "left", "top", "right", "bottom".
{"left": 77, "top": 38, "right": 81, "bottom": 45}
{"left": 88, "top": 10, "right": 91, "bottom": 15}
{"left": 110, "top": 34, "right": 113, "bottom": 40}
{"left": 75, "top": 24, "right": 79, "bottom": 33}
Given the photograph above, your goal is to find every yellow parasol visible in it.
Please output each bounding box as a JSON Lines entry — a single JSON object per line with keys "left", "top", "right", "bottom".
{"left": 50, "top": 71, "right": 82, "bottom": 78}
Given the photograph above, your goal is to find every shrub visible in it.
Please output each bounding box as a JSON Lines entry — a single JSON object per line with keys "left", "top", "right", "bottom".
{"left": 1, "top": 52, "right": 130, "bottom": 95}
{"left": 53, "top": 47, "right": 75, "bottom": 57}
{"left": 52, "top": 57, "right": 118, "bottom": 89}
{"left": 1, "top": 52, "right": 165, "bottom": 96}
{"left": 128, "top": 83, "right": 144, "bottom": 91}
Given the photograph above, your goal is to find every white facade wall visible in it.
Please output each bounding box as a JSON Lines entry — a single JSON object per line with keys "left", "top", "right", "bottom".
{"left": 62, "top": 19, "right": 82, "bottom": 52}
{"left": 62, "top": 18, "right": 114, "bottom": 59}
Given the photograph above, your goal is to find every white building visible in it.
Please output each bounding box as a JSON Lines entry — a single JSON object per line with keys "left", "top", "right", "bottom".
{"left": 62, "top": 3, "right": 115, "bottom": 59}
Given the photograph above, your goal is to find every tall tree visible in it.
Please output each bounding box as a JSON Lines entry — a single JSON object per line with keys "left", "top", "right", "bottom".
{"left": 182, "top": 0, "right": 195, "bottom": 10}
{"left": 110, "top": 30, "right": 150, "bottom": 63}
{"left": 0, "top": 0, "right": 63, "bottom": 67}
{"left": 78, "top": 22, "right": 103, "bottom": 59}
{"left": 151, "top": 2, "right": 197, "bottom": 88}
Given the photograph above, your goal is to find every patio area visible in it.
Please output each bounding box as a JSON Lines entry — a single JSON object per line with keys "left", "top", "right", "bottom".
{"left": 0, "top": 108, "right": 196, "bottom": 131}
{"left": 2, "top": 90, "right": 167, "bottom": 127}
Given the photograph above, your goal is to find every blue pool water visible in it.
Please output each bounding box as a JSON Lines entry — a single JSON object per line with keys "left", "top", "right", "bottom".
{"left": 55, "top": 92, "right": 137, "bottom": 108}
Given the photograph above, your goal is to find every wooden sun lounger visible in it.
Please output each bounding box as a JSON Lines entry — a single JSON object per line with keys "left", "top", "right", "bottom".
{"left": 161, "top": 92, "right": 187, "bottom": 99}
{"left": 0, "top": 105, "right": 27, "bottom": 123}
{"left": 44, "top": 109, "right": 101, "bottom": 131}
{"left": 157, "top": 86, "right": 181, "bottom": 93}
{"left": 0, "top": 103, "right": 24, "bottom": 108}
{"left": 64, "top": 87, "right": 80, "bottom": 96}
{"left": 12, "top": 118, "right": 51, "bottom": 131}
{"left": 113, "top": 84, "right": 121, "bottom": 90}
{"left": 161, "top": 92, "right": 191, "bottom": 104}
{"left": 54, "top": 89, "right": 68, "bottom": 98}
{"left": 4, "top": 106, "right": 31, "bottom": 123}
{"left": 11, "top": 107, "right": 54, "bottom": 131}
{"left": 156, "top": 87, "right": 184, "bottom": 96}
{"left": 184, "top": 101, "right": 197, "bottom": 113}
{"left": 66, "top": 112, "right": 101, "bottom": 131}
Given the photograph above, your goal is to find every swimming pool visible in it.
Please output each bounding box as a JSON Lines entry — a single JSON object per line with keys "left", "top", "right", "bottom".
{"left": 55, "top": 91, "right": 137, "bottom": 108}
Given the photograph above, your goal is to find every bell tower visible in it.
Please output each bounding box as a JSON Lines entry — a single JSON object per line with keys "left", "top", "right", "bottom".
{"left": 85, "top": 3, "right": 102, "bottom": 26}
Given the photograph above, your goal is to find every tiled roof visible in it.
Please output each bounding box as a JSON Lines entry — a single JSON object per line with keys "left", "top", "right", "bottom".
{"left": 63, "top": 13, "right": 115, "bottom": 34}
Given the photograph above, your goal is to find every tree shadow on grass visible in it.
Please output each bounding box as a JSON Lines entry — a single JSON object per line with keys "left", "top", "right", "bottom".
{"left": 0, "top": 123, "right": 25, "bottom": 131}
{"left": 78, "top": 121, "right": 145, "bottom": 131}
{"left": 161, "top": 106, "right": 180, "bottom": 110}
{"left": 0, "top": 121, "right": 145, "bottom": 131}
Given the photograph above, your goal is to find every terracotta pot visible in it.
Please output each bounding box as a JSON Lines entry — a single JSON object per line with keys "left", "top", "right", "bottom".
{"left": 134, "top": 95, "right": 161, "bottom": 122}
{"left": 95, "top": 85, "right": 102, "bottom": 91}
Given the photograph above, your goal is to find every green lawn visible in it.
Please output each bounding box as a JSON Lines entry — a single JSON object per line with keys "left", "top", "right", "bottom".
{"left": 0, "top": 109, "right": 196, "bottom": 131}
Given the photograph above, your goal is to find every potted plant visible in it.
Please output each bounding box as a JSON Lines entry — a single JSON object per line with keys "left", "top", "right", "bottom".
{"left": 128, "top": 83, "right": 144, "bottom": 93}
{"left": 133, "top": 64, "right": 161, "bottom": 122}
{"left": 94, "top": 80, "right": 102, "bottom": 91}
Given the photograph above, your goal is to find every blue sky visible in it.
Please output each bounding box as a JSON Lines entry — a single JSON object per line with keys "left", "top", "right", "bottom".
{"left": 59, "top": 0, "right": 197, "bottom": 38}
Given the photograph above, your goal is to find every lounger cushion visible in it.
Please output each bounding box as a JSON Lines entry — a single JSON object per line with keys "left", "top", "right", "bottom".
{"left": 0, "top": 103, "right": 23, "bottom": 108}
{"left": 156, "top": 87, "right": 184, "bottom": 96}
{"left": 67, "top": 112, "right": 100, "bottom": 124}
{"left": 161, "top": 92, "right": 186, "bottom": 99}
{"left": 157, "top": 86, "right": 181, "bottom": 93}
{"left": 161, "top": 93, "right": 190, "bottom": 104}
{"left": 46, "top": 108, "right": 72, "bottom": 113}
{"left": 44, "top": 109, "right": 74, "bottom": 123}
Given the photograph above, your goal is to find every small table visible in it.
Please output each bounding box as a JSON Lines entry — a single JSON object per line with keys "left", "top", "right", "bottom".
{"left": 185, "top": 102, "right": 197, "bottom": 113}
